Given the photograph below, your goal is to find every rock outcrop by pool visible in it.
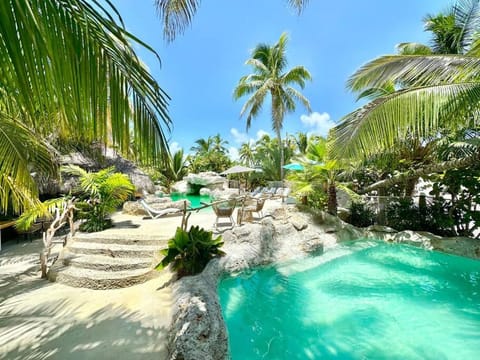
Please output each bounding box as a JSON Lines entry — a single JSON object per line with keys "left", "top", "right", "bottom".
{"left": 166, "top": 205, "right": 480, "bottom": 360}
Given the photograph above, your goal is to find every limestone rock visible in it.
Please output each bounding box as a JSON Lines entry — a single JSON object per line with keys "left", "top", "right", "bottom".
{"left": 122, "top": 201, "right": 148, "bottom": 216}
{"left": 289, "top": 214, "right": 308, "bottom": 231}
{"left": 171, "top": 180, "right": 188, "bottom": 194}
{"left": 430, "top": 236, "right": 480, "bottom": 260}
{"left": 366, "top": 225, "right": 397, "bottom": 233}
{"left": 199, "top": 188, "right": 212, "bottom": 196}
{"left": 184, "top": 172, "right": 225, "bottom": 189}
{"left": 168, "top": 271, "right": 228, "bottom": 360}
{"left": 393, "top": 230, "right": 433, "bottom": 249}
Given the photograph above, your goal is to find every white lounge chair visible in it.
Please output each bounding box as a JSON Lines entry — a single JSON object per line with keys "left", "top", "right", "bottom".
{"left": 140, "top": 200, "right": 181, "bottom": 219}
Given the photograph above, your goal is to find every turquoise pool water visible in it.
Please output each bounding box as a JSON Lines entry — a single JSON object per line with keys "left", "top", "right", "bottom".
{"left": 218, "top": 241, "right": 480, "bottom": 359}
{"left": 169, "top": 193, "right": 212, "bottom": 210}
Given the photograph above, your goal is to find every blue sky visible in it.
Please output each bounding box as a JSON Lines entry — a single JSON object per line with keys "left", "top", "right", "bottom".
{"left": 112, "top": 0, "right": 452, "bottom": 158}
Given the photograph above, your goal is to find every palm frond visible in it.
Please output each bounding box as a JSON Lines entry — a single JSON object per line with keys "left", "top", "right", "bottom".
{"left": 347, "top": 54, "right": 480, "bottom": 92}
{"left": 330, "top": 82, "right": 480, "bottom": 160}
{"left": 16, "top": 197, "right": 67, "bottom": 231}
{"left": 0, "top": 0, "right": 171, "bottom": 166}
{"left": 396, "top": 42, "right": 433, "bottom": 55}
{"left": 154, "top": 0, "right": 201, "bottom": 42}
{"left": 453, "top": 0, "right": 480, "bottom": 52}
{"left": 286, "top": 0, "right": 309, "bottom": 14}
{"left": 0, "top": 113, "right": 55, "bottom": 213}
{"left": 282, "top": 66, "right": 312, "bottom": 87}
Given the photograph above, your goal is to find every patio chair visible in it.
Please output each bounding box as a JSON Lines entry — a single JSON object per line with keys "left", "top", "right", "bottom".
{"left": 212, "top": 199, "right": 236, "bottom": 228}
{"left": 140, "top": 200, "right": 181, "bottom": 219}
{"left": 245, "top": 197, "right": 265, "bottom": 219}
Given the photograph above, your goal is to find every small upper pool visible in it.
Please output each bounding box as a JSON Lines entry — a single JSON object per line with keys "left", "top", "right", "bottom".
{"left": 218, "top": 241, "right": 480, "bottom": 359}
{"left": 169, "top": 192, "right": 212, "bottom": 210}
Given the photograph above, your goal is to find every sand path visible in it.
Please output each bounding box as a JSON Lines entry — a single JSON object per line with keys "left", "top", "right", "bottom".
{"left": 0, "top": 209, "right": 218, "bottom": 360}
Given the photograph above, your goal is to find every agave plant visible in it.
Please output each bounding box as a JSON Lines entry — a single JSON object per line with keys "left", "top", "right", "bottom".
{"left": 155, "top": 225, "right": 225, "bottom": 278}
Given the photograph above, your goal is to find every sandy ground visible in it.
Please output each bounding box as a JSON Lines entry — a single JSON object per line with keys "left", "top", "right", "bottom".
{"left": 0, "top": 200, "right": 284, "bottom": 359}
{"left": 0, "top": 209, "right": 222, "bottom": 360}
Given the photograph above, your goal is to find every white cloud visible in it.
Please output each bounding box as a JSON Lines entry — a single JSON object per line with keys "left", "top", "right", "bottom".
{"left": 256, "top": 129, "right": 270, "bottom": 140}
{"left": 169, "top": 141, "right": 181, "bottom": 154}
{"left": 230, "top": 128, "right": 250, "bottom": 144}
{"left": 228, "top": 146, "right": 239, "bottom": 161}
{"left": 230, "top": 128, "right": 271, "bottom": 145}
{"left": 300, "top": 112, "right": 336, "bottom": 137}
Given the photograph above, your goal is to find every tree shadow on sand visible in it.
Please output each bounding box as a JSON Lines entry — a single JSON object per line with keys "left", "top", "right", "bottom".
{"left": 0, "top": 294, "right": 169, "bottom": 360}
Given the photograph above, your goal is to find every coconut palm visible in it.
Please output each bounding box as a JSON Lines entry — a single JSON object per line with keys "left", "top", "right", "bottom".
{"left": 239, "top": 142, "right": 256, "bottom": 167}
{"left": 234, "top": 32, "right": 312, "bottom": 183}
{"left": 154, "top": 0, "right": 310, "bottom": 42}
{"left": 329, "top": 0, "right": 480, "bottom": 164}
{"left": 190, "top": 137, "right": 213, "bottom": 155}
{"left": 0, "top": 0, "right": 171, "bottom": 213}
{"left": 211, "top": 133, "right": 229, "bottom": 154}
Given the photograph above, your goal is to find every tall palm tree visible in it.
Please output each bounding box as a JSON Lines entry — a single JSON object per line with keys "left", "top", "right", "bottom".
{"left": 154, "top": 0, "right": 310, "bottom": 42}
{"left": 0, "top": 0, "right": 171, "bottom": 213}
{"left": 329, "top": 0, "right": 480, "bottom": 164}
{"left": 234, "top": 32, "right": 312, "bottom": 182}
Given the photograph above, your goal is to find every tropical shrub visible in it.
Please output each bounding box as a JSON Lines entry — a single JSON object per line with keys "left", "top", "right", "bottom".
{"left": 155, "top": 225, "right": 225, "bottom": 277}
{"left": 348, "top": 201, "right": 375, "bottom": 228}
{"left": 63, "top": 165, "right": 135, "bottom": 232}
{"left": 428, "top": 167, "right": 480, "bottom": 238}
{"left": 384, "top": 198, "right": 422, "bottom": 231}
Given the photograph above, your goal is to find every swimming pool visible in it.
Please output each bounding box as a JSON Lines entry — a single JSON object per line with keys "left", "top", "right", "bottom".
{"left": 169, "top": 192, "right": 212, "bottom": 210}
{"left": 218, "top": 241, "right": 480, "bottom": 359}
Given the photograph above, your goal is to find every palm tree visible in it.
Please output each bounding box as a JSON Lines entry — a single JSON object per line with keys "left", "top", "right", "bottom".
{"left": 0, "top": 0, "right": 171, "bottom": 213}
{"left": 190, "top": 137, "right": 213, "bottom": 155}
{"left": 329, "top": 0, "right": 480, "bottom": 166}
{"left": 239, "top": 142, "right": 256, "bottom": 167}
{"left": 234, "top": 32, "right": 312, "bottom": 182}
{"left": 211, "top": 133, "right": 229, "bottom": 154}
{"left": 154, "top": 0, "right": 310, "bottom": 42}
{"left": 294, "top": 132, "right": 309, "bottom": 155}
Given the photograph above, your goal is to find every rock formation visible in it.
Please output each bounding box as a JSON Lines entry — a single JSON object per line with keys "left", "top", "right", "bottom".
{"left": 172, "top": 172, "right": 226, "bottom": 195}
{"left": 166, "top": 205, "right": 480, "bottom": 360}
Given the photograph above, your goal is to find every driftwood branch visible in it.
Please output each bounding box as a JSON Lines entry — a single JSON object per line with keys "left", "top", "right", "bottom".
{"left": 40, "top": 198, "right": 76, "bottom": 278}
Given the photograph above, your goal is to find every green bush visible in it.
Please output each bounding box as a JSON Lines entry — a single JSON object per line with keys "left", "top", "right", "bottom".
{"left": 385, "top": 198, "right": 422, "bottom": 231}
{"left": 348, "top": 201, "right": 375, "bottom": 228}
{"left": 155, "top": 226, "right": 225, "bottom": 278}
{"left": 307, "top": 189, "right": 328, "bottom": 210}
{"left": 63, "top": 165, "right": 135, "bottom": 232}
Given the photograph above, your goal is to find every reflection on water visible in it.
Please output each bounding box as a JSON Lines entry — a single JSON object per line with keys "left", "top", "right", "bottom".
{"left": 218, "top": 241, "right": 480, "bottom": 360}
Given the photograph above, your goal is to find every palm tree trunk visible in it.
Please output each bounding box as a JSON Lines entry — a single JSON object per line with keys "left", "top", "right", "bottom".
{"left": 404, "top": 177, "right": 418, "bottom": 197}
{"left": 276, "top": 128, "right": 284, "bottom": 184}
{"left": 327, "top": 181, "right": 337, "bottom": 215}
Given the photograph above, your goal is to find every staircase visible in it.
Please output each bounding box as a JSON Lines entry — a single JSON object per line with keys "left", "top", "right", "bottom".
{"left": 48, "top": 232, "right": 169, "bottom": 290}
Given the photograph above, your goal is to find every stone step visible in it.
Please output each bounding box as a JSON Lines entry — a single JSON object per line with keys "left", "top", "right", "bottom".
{"left": 62, "top": 252, "right": 154, "bottom": 271}
{"left": 49, "top": 266, "right": 159, "bottom": 290}
{"left": 68, "top": 241, "right": 163, "bottom": 258}
{"left": 72, "top": 233, "right": 169, "bottom": 246}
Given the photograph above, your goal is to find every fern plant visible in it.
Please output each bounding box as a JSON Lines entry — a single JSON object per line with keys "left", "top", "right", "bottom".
{"left": 155, "top": 225, "right": 225, "bottom": 277}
